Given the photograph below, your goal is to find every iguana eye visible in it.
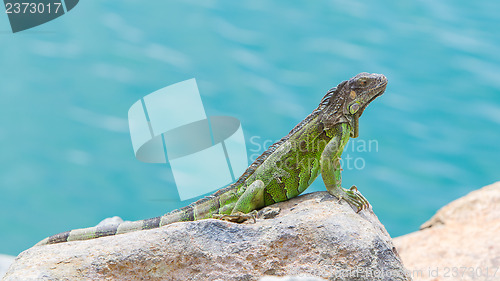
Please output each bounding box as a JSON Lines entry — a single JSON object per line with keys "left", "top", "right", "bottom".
{"left": 358, "top": 79, "right": 368, "bottom": 87}
{"left": 349, "top": 103, "right": 360, "bottom": 114}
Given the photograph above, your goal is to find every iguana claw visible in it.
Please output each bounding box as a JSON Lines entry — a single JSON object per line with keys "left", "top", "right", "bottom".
{"left": 212, "top": 210, "right": 258, "bottom": 223}
{"left": 341, "top": 185, "right": 370, "bottom": 213}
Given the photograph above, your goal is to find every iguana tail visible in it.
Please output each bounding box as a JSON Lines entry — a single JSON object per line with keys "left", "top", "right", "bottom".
{"left": 36, "top": 191, "right": 231, "bottom": 246}
{"left": 35, "top": 215, "right": 164, "bottom": 246}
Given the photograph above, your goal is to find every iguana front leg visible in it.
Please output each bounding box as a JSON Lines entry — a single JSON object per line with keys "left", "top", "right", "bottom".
{"left": 320, "top": 130, "right": 370, "bottom": 212}
{"left": 213, "top": 180, "right": 265, "bottom": 223}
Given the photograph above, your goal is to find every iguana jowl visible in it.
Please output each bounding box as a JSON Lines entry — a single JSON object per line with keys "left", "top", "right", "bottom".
{"left": 37, "top": 72, "right": 388, "bottom": 246}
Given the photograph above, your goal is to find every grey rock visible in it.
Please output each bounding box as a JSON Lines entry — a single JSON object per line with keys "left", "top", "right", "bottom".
{"left": 4, "top": 192, "right": 411, "bottom": 281}
{"left": 258, "top": 206, "right": 281, "bottom": 219}
{"left": 259, "top": 275, "right": 327, "bottom": 281}
{"left": 96, "top": 216, "right": 125, "bottom": 227}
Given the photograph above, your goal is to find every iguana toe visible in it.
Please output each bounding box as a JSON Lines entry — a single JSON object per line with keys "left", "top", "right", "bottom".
{"left": 213, "top": 210, "right": 258, "bottom": 223}
{"left": 342, "top": 185, "right": 370, "bottom": 213}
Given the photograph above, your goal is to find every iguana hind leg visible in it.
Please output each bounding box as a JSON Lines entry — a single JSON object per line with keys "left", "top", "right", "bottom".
{"left": 213, "top": 180, "right": 265, "bottom": 223}
{"left": 213, "top": 210, "right": 258, "bottom": 223}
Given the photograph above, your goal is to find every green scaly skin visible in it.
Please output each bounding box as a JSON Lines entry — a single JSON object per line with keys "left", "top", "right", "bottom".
{"left": 36, "top": 72, "right": 387, "bottom": 246}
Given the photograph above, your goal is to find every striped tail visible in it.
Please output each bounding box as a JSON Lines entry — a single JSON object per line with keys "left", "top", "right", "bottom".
{"left": 35, "top": 216, "right": 164, "bottom": 246}
{"left": 35, "top": 189, "right": 235, "bottom": 246}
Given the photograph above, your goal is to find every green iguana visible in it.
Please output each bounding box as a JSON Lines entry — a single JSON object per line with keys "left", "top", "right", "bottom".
{"left": 36, "top": 72, "right": 387, "bottom": 246}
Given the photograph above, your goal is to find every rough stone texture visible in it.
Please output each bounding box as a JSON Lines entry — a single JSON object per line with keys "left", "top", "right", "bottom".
{"left": 4, "top": 192, "right": 410, "bottom": 281}
{"left": 259, "top": 276, "right": 327, "bottom": 281}
{"left": 394, "top": 181, "right": 500, "bottom": 281}
{"left": 0, "top": 255, "right": 15, "bottom": 280}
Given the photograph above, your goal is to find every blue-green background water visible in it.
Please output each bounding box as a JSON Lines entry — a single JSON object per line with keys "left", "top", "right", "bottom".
{"left": 1, "top": 1, "right": 499, "bottom": 256}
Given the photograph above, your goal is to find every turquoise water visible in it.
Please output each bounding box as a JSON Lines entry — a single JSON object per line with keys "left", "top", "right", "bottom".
{"left": 1, "top": 1, "right": 499, "bottom": 256}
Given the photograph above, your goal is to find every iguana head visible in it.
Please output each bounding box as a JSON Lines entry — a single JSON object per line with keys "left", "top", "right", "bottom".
{"left": 342, "top": 72, "right": 387, "bottom": 137}
{"left": 319, "top": 72, "right": 387, "bottom": 138}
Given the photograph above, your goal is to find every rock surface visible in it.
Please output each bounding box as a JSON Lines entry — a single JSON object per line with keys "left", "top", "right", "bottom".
{"left": 394, "top": 181, "right": 500, "bottom": 281}
{"left": 4, "top": 192, "right": 410, "bottom": 281}
{"left": 0, "top": 255, "right": 15, "bottom": 280}
{"left": 95, "top": 216, "right": 125, "bottom": 227}
{"left": 259, "top": 276, "right": 327, "bottom": 281}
